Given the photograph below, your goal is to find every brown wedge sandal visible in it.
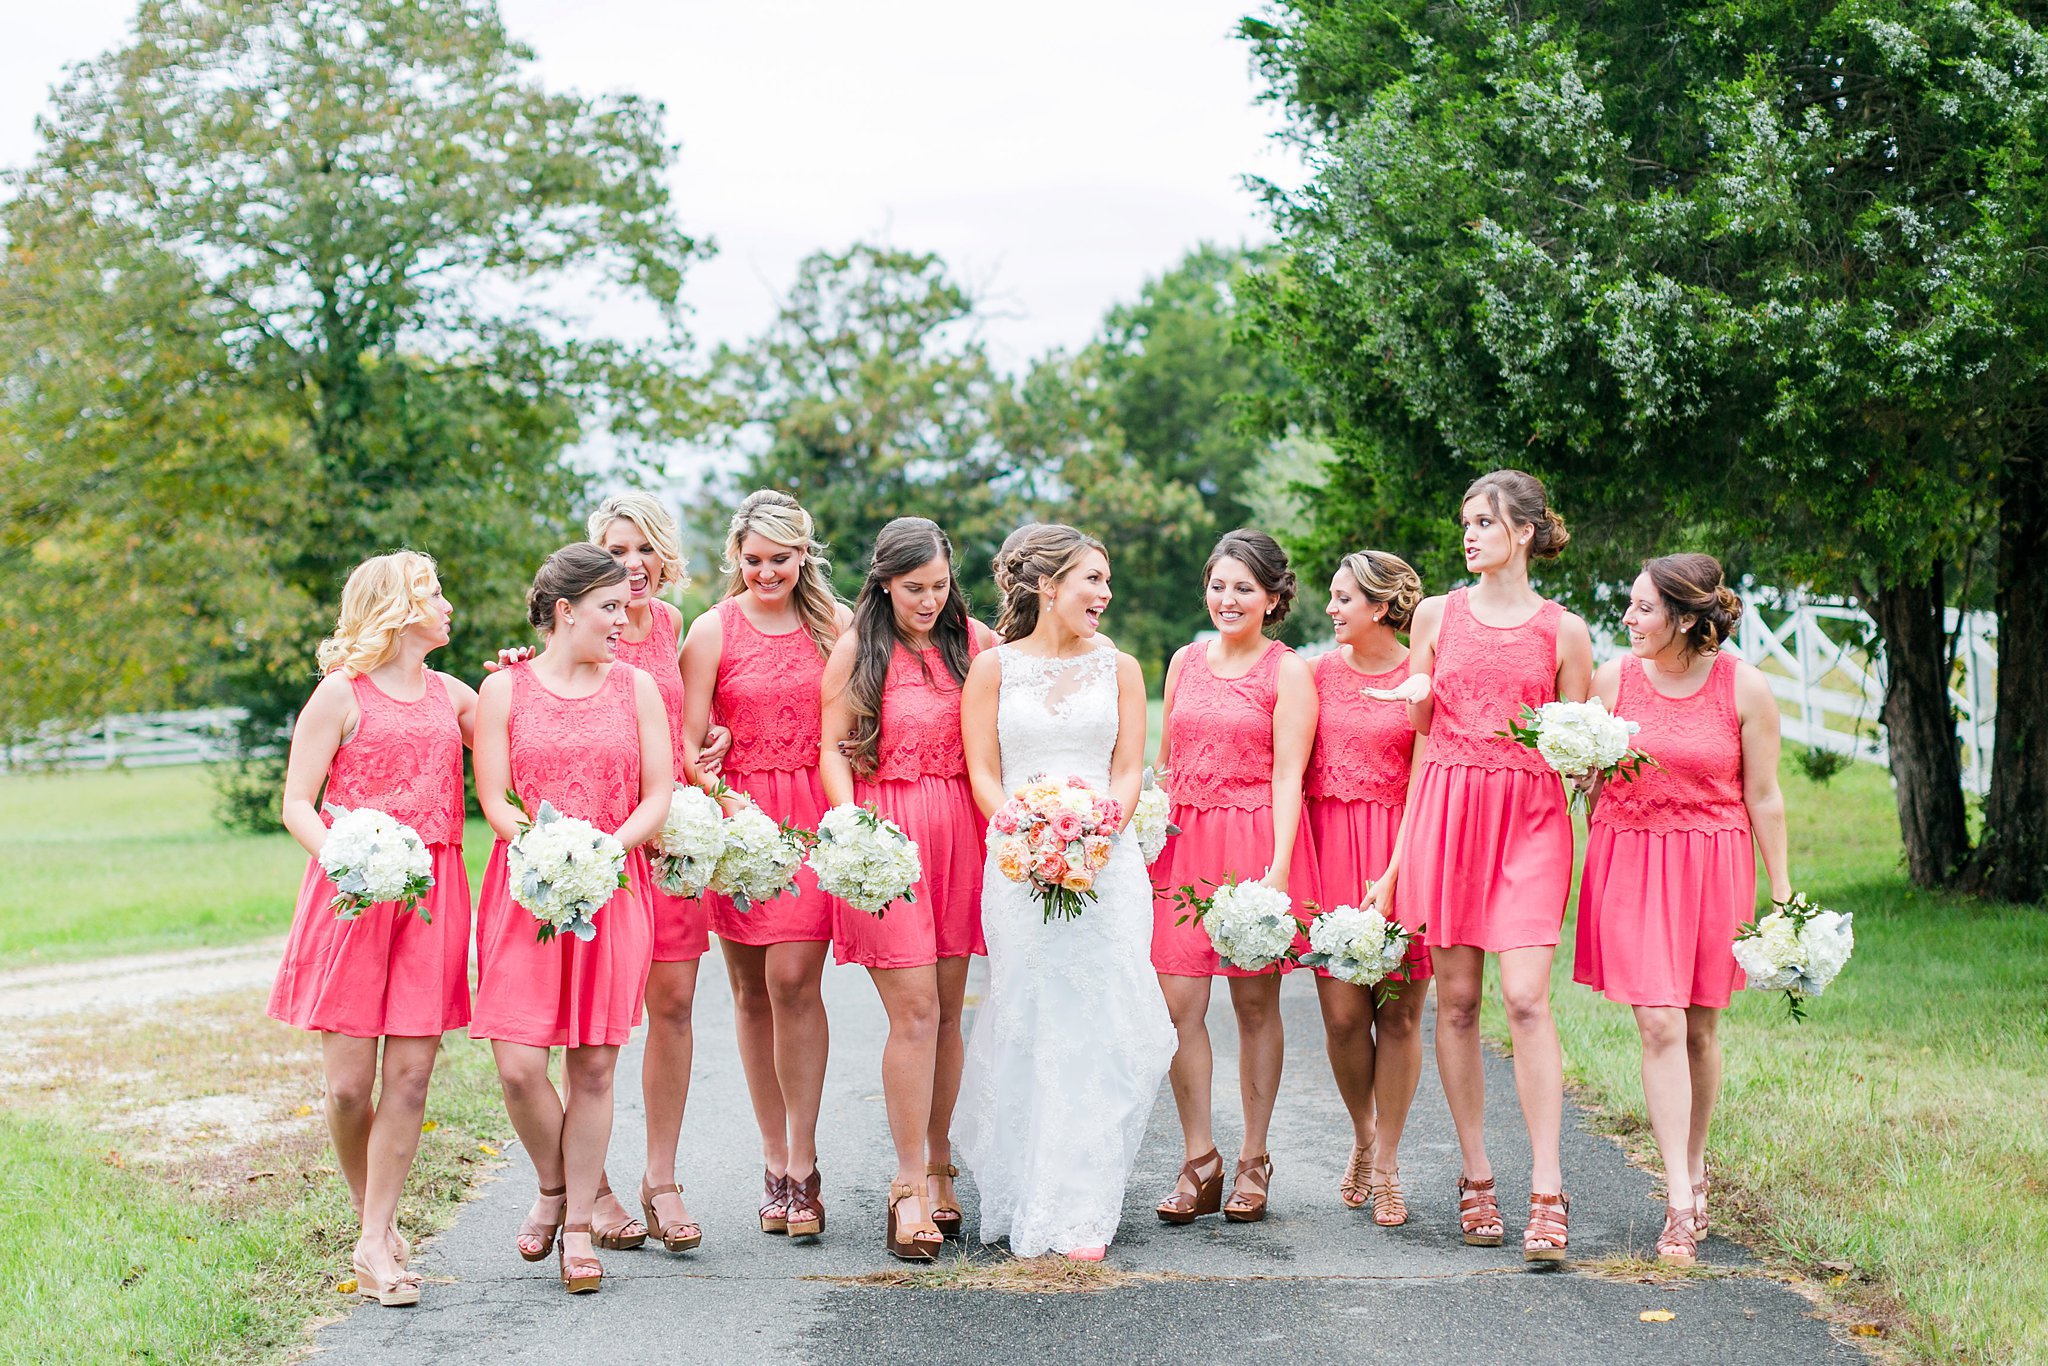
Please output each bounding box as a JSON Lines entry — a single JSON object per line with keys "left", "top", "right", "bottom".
{"left": 785, "top": 1166, "right": 825, "bottom": 1237}
{"left": 1457, "top": 1175, "right": 1504, "bottom": 1247}
{"left": 1339, "top": 1144, "right": 1374, "bottom": 1211}
{"left": 760, "top": 1170, "right": 790, "bottom": 1234}
{"left": 639, "top": 1178, "right": 703, "bottom": 1253}
{"left": 352, "top": 1249, "right": 422, "bottom": 1308}
{"left": 558, "top": 1224, "right": 603, "bottom": 1293}
{"left": 1691, "top": 1171, "right": 1710, "bottom": 1236}
{"left": 1372, "top": 1168, "right": 1409, "bottom": 1227}
{"left": 592, "top": 1178, "right": 647, "bottom": 1251}
{"left": 516, "top": 1185, "right": 567, "bottom": 1263}
{"left": 1224, "top": 1153, "right": 1274, "bottom": 1223}
{"left": 886, "top": 1181, "right": 944, "bottom": 1262}
{"left": 1523, "top": 1191, "right": 1571, "bottom": 1265}
{"left": 1155, "top": 1148, "right": 1224, "bottom": 1224}
{"left": 1655, "top": 1204, "right": 1699, "bottom": 1268}
{"left": 926, "top": 1162, "right": 963, "bottom": 1239}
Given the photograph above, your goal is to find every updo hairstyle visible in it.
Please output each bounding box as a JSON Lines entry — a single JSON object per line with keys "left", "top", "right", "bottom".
{"left": 1643, "top": 553, "right": 1742, "bottom": 661}
{"left": 1464, "top": 469, "right": 1571, "bottom": 560}
{"left": 527, "top": 542, "right": 628, "bottom": 634}
{"left": 993, "top": 523, "right": 1106, "bottom": 641}
{"left": 1338, "top": 550, "right": 1424, "bottom": 631}
{"left": 1204, "top": 528, "right": 1298, "bottom": 630}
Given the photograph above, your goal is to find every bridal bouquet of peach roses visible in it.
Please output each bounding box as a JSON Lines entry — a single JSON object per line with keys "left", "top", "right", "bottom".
{"left": 988, "top": 774, "right": 1123, "bottom": 923}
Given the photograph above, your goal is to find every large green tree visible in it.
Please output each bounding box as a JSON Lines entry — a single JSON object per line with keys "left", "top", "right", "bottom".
{"left": 0, "top": 0, "right": 706, "bottom": 820}
{"left": 1244, "top": 0, "right": 2048, "bottom": 898}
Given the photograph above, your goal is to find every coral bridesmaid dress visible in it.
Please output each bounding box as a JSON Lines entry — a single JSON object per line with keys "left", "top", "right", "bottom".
{"left": 1304, "top": 652, "right": 1431, "bottom": 982}
{"left": 1150, "top": 639, "right": 1320, "bottom": 977}
{"left": 470, "top": 663, "right": 654, "bottom": 1049}
{"left": 269, "top": 671, "right": 472, "bottom": 1038}
{"left": 704, "top": 597, "right": 832, "bottom": 945}
{"left": 1401, "top": 589, "right": 1574, "bottom": 953}
{"left": 610, "top": 604, "right": 704, "bottom": 963}
{"left": 833, "top": 638, "right": 988, "bottom": 968}
{"left": 1575, "top": 652, "right": 1752, "bottom": 1008}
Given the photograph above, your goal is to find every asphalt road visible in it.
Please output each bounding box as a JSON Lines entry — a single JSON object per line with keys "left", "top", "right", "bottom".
{"left": 313, "top": 952, "right": 1865, "bottom": 1365}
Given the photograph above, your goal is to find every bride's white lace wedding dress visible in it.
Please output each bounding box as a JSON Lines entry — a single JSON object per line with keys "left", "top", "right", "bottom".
{"left": 952, "top": 642, "right": 1177, "bottom": 1256}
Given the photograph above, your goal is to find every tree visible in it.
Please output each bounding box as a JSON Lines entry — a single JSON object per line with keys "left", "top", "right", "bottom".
{"left": 0, "top": 0, "right": 706, "bottom": 820}
{"left": 1243, "top": 0, "right": 2047, "bottom": 897}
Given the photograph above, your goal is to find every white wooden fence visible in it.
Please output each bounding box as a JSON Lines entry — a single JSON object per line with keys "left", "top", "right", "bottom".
{"left": 3, "top": 707, "right": 249, "bottom": 771}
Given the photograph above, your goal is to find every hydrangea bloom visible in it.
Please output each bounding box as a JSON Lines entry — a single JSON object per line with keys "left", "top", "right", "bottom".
{"left": 319, "top": 805, "right": 434, "bottom": 922}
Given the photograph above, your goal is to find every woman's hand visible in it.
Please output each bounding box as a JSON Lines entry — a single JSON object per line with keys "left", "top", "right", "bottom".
{"left": 1362, "top": 674, "right": 1429, "bottom": 706}
{"left": 1364, "top": 870, "right": 1397, "bottom": 920}
{"left": 483, "top": 645, "right": 533, "bottom": 673}
{"left": 1261, "top": 864, "right": 1291, "bottom": 894}
{"left": 699, "top": 724, "right": 733, "bottom": 773}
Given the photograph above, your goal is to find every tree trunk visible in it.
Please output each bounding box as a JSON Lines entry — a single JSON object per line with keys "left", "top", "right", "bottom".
{"left": 1963, "top": 452, "right": 2048, "bottom": 903}
{"left": 1867, "top": 570, "right": 1972, "bottom": 887}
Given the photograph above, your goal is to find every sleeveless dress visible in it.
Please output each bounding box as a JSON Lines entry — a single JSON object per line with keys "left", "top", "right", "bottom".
{"left": 610, "top": 604, "right": 702, "bottom": 963}
{"left": 1304, "top": 651, "right": 1431, "bottom": 983}
{"left": 833, "top": 636, "right": 989, "bottom": 968}
{"left": 470, "top": 663, "right": 654, "bottom": 1049}
{"left": 953, "top": 643, "right": 1176, "bottom": 1257}
{"left": 704, "top": 597, "right": 832, "bottom": 945}
{"left": 1401, "top": 589, "right": 1574, "bottom": 953}
{"left": 268, "top": 671, "right": 472, "bottom": 1038}
{"left": 1150, "top": 639, "right": 1320, "bottom": 977}
{"left": 1575, "top": 652, "right": 1753, "bottom": 1008}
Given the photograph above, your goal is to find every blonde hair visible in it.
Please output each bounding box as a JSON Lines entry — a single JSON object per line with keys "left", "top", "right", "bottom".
{"left": 587, "top": 491, "right": 689, "bottom": 592}
{"left": 721, "top": 489, "right": 841, "bottom": 658}
{"left": 1337, "top": 550, "right": 1425, "bottom": 631}
{"left": 993, "top": 524, "right": 1106, "bottom": 640}
{"left": 316, "top": 551, "right": 442, "bottom": 677}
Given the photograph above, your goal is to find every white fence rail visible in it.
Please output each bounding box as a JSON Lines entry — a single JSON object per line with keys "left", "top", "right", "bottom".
{"left": 3, "top": 708, "right": 249, "bottom": 771}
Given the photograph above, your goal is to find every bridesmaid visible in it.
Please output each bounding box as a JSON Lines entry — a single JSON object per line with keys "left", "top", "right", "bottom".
{"left": 817, "top": 517, "right": 996, "bottom": 1261}
{"left": 273, "top": 551, "right": 476, "bottom": 1308}
{"left": 1369, "top": 469, "right": 1593, "bottom": 1264}
{"left": 1304, "top": 551, "right": 1431, "bottom": 1227}
{"left": 680, "top": 489, "right": 851, "bottom": 1239}
{"left": 1574, "top": 554, "right": 1791, "bottom": 1267}
{"left": 1151, "top": 529, "right": 1320, "bottom": 1226}
{"left": 471, "top": 544, "right": 673, "bottom": 1294}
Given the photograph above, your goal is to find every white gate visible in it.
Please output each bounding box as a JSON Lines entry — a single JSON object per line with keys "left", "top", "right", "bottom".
{"left": 3, "top": 708, "right": 249, "bottom": 771}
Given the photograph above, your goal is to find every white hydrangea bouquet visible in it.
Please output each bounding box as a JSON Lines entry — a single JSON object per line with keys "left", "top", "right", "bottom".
{"left": 319, "top": 806, "right": 434, "bottom": 922}
{"left": 505, "top": 790, "right": 628, "bottom": 943}
{"left": 711, "top": 804, "right": 810, "bottom": 911}
{"left": 1173, "top": 873, "right": 1300, "bottom": 973}
{"left": 1298, "top": 901, "right": 1415, "bottom": 1003}
{"left": 809, "top": 804, "right": 922, "bottom": 917}
{"left": 651, "top": 784, "right": 727, "bottom": 897}
{"left": 1733, "top": 892, "right": 1855, "bottom": 1021}
{"left": 1133, "top": 767, "right": 1180, "bottom": 865}
{"left": 1500, "top": 697, "right": 1656, "bottom": 810}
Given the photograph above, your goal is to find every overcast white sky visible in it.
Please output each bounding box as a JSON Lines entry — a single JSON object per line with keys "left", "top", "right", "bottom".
{"left": 1, "top": 1, "right": 1299, "bottom": 377}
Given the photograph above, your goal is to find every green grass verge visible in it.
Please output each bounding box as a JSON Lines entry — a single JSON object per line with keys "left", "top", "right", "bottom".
{"left": 1495, "top": 757, "right": 2048, "bottom": 1364}
{"left": 0, "top": 767, "right": 494, "bottom": 965}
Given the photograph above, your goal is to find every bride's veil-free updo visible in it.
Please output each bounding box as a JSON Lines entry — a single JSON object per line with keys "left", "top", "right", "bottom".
{"left": 993, "top": 524, "right": 1106, "bottom": 642}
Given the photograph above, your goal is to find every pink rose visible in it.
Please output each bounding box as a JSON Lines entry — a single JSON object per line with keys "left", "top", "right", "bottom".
{"left": 1032, "top": 851, "right": 1070, "bottom": 884}
{"left": 1065, "top": 775, "right": 1090, "bottom": 789}
{"left": 1094, "top": 798, "right": 1123, "bottom": 829}
{"left": 990, "top": 802, "right": 1021, "bottom": 834}
{"left": 1050, "top": 809, "right": 1086, "bottom": 842}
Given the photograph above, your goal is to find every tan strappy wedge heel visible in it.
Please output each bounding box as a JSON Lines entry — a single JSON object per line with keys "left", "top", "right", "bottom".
{"left": 1523, "top": 1191, "right": 1571, "bottom": 1265}
{"left": 926, "top": 1162, "right": 964, "bottom": 1239}
{"left": 1155, "top": 1148, "right": 1224, "bottom": 1224}
{"left": 516, "top": 1185, "right": 566, "bottom": 1263}
{"left": 1457, "top": 1175, "right": 1503, "bottom": 1247}
{"left": 1655, "top": 1204, "right": 1699, "bottom": 1268}
{"left": 886, "top": 1181, "right": 944, "bottom": 1262}
{"left": 639, "top": 1177, "right": 703, "bottom": 1253}
{"left": 558, "top": 1224, "right": 603, "bottom": 1293}
{"left": 1372, "top": 1168, "right": 1409, "bottom": 1227}
{"left": 1224, "top": 1153, "right": 1274, "bottom": 1223}
{"left": 1339, "top": 1144, "right": 1374, "bottom": 1210}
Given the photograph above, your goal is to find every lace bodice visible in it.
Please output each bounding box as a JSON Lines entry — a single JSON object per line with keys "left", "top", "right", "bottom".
{"left": 1166, "top": 640, "right": 1288, "bottom": 811}
{"left": 715, "top": 597, "right": 826, "bottom": 774}
{"left": 1306, "top": 652, "right": 1414, "bottom": 807}
{"left": 1425, "top": 589, "right": 1563, "bottom": 773}
{"left": 610, "top": 604, "right": 685, "bottom": 772}
{"left": 1594, "top": 652, "right": 1750, "bottom": 835}
{"left": 507, "top": 662, "right": 642, "bottom": 834}
{"left": 875, "top": 637, "right": 980, "bottom": 782}
{"left": 993, "top": 643, "right": 1122, "bottom": 791}
{"left": 323, "top": 671, "right": 466, "bottom": 846}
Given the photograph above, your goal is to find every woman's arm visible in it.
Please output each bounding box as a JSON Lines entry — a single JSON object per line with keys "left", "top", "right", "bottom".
{"left": 279, "top": 674, "right": 356, "bottom": 859}
{"left": 1575, "top": 656, "right": 1624, "bottom": 812}
{"left": 816, "top": 631, "right": 862, "bottom": 808}
{"left": 678, "top": 605, "right": 725, "bottom": 784}
{"left": 1736, "top": 660, "right": 1793, "bottom": 902}
{"left": 1264, "top": 653, "right": 1318, "bottom": 890}
{"left": 441, "top": 673, "right": 480, "bottom": 750}
{"left": 1154, "top": 646, "right": 1188, "bottom": 776}
{"left": 961, "top": 650, "right": 1006, "bottom": 818}
{"left": 1110, "top": 652, "right": 1148, "bottom": 826}
{"left": 1365, "top": 733, "right": 1431, "bottom": 919}
{"left": 472, "top": 672, "right": 521, "bottom": 842}
{"left": 1556, "top": 611, "right": 1595, "bottom": 704}
{"left": 615, "top": 670, "right": 676, "bottom": 850}
{"left": 668, "top": 601, "right": 730, "bottom": 772}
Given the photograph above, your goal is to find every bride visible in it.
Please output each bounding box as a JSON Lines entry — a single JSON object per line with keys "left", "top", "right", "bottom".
{"left": 951, "top": 524, "right": 1177, "bottom": 1260}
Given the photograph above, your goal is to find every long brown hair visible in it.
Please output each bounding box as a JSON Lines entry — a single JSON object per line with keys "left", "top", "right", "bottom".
{"left": 845, "top": 518, "right": 971, "bottom": 776}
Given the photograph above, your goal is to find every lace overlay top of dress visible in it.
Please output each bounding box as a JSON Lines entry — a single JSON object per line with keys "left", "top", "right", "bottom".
{"left": 1594, "top": 652, "right": 1749, "bottom": 836}
{"left": 715, "top": 597, "right": 825, "bottom": 773}
{"left": 325, "top": 671, "right": 465, "bottom": 846}
{"left": 1424, "top": 589, "right": 1563, "bottom": 773}
{"left": 1306, "top": 653, "right": 1413, "bottom": 807}
{"left": 873, "top": 637, "right": 980, "bottom": 782}
{"left": 507, "top": 663, "right": 641, "bottom": 832}
{"left": 1167, "top": 639, "right": 1289, "bottom": 811}
{"left": 609, "top": 605, "right": 685, "bottom": 774}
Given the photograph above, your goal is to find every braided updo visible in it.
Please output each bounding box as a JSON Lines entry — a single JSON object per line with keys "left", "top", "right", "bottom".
{"left": 993, "top": 523, "right": 1106, "bottom": 641}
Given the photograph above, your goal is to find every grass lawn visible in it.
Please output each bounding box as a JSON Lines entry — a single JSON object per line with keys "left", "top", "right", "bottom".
{"left": 1502, "top": 757, "right": 2048, "bottom": 1364}
{"left": 0, "top": 766, "right": 495, "bottom": 965}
